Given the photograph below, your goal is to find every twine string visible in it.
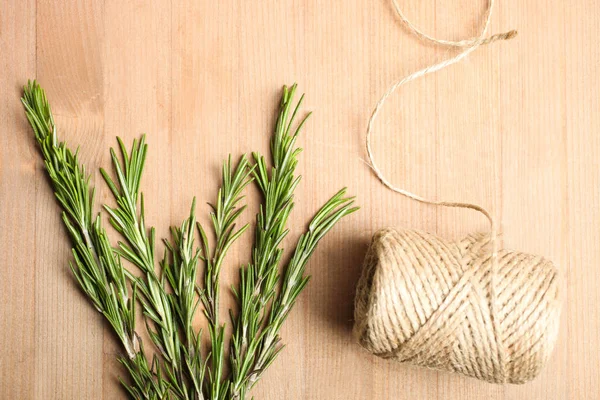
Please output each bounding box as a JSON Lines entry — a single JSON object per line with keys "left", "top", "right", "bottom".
{"left": 366, "top": 0, "right": 516, "bottom": 237}
{"left": 365, "top": 0, "right": 517, "bottom": 276}
{"left": 365, "top": 0, "right": 517, "bottom": 378}
{"left": 390, "top": 0, "right": 517, "bottom": 49}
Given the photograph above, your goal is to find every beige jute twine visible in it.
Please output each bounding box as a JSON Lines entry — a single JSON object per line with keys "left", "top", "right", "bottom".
{"left": 354, "top": 0, "right": 561, "bottom": 384}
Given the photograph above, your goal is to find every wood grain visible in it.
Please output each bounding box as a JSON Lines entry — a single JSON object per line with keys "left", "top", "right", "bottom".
{"left": 0, "top": 1, "right": 36, "bottom": 399}
{"left": 0, "top": 0, "right": 598, "bottom": 399}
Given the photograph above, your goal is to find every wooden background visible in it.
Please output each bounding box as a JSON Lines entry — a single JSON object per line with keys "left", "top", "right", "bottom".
{"left": 1, "top": 0, "right": 598, "bottom": 399}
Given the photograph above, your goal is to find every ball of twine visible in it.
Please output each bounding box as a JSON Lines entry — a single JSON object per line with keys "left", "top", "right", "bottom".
{"left": 353, "top": 228, "right": 561, "bottom": 384}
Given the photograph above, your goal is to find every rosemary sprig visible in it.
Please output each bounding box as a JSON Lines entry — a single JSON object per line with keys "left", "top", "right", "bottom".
{"left": 22, "top": 80, "right": 358, "bottom": 400}
{"left": 102, "top": 136, "right": 197, "bottom": 399}
{"left": 21, "top": 81, "right": 137, "bottom": 353}
{"left": 197, "top": 155, "right": 254, "bottom": 400}
{"left": 21, "top": 81, "right": 168, "bottom": 398}
{"left": 229, "top": 84, "right": 359, "bottom": 399}
{"left": 161, "top": 200, "right": 206, "bottom": 398}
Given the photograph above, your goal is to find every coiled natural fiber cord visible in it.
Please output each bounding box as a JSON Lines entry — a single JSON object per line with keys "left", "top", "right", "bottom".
{"left": 354, "top": 229, "right": 560, "bottom": 383}
{"left": 354, "top": 0, "right": 561, "bottom": 384}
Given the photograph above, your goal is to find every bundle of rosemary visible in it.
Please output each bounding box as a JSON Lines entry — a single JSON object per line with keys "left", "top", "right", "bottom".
{"left": 21, "top": 81, "right": 357, "bottom": 400}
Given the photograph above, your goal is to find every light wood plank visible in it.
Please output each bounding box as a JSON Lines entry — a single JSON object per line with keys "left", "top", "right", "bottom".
{"left": 0, "top": 0, "right": 36, "bottom": 398}
{"left": 564, "top": 0, "right": 600, "bottom": 398}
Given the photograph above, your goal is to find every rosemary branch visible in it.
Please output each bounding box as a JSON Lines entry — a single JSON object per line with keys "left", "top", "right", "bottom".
{"left": 197, "top": 155, "right": 254, "bottom": 400}
{"left": 102, "top": 136, "right": 197, "bottom": 398}
{"left": 229, "top": 84, "right": 359, "bottom": 399}
{"left": 21, "top": 81, "right": 168, "bottom": 399}
{"left": 22, "top": 80, "right": 358, "bottom": 400}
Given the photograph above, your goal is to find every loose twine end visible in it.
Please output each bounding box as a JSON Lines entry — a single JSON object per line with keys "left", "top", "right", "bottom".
{"left": 484, "top": 29, "right": 518, "bottom": 44}
{"left": 366, "top": 0, "right": 516, "bottom": 253}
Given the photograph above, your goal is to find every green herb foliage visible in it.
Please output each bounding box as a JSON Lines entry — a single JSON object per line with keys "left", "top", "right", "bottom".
{"left": 22, "top": 81, "right": 358, "bottom": 400}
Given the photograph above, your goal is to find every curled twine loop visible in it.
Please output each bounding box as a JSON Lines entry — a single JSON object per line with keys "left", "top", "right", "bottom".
{"left": 365, "top": 0, "right": 517, "bottom": 377}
